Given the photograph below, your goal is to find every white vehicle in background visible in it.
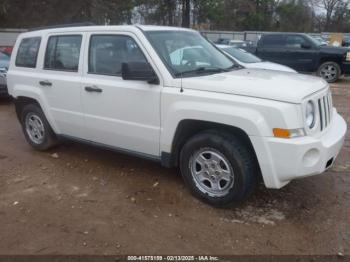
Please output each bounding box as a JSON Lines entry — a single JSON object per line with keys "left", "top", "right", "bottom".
{"left": 217, "top": 44, "right": 297, "bottom": 73}
{"left": 7, "top": 25, "right": 347, "bottom": 207}
{"left": 228, "top": 40, "right": 248, "bottom": 48}
{"left": 0, "top": 51, "right": 10, "bottom": 97}
{"left": 311, "top": 36, "right": 328, "bottom": 46}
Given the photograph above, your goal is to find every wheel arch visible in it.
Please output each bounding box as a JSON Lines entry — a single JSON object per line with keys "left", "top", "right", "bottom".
{"left": 161, "top": 119, "right": 260, "bottom": 174}
{"left": 318, "top": 58, "right": 343, "bottom": 73}
{"left": 14, "top": 96, "right": 41, "bottom": 121}
{"left": 14, "top": 95, "right": 59, "bottom": 133}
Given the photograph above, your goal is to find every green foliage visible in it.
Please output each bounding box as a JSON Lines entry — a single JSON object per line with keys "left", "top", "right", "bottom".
{"left": 0, "top": 0, "right": 349, "bottom": 32}
{"left": 275, "top": 0, "right": 314, "bottom": 32}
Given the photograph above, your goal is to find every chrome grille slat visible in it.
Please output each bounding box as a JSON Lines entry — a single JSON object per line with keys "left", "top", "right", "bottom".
{"left": 326, "top": 95, "right": 331, "bottom": 123}
{"left": 318, "top": 99, "right": 324, "bottom": 131}
{"left": 323, "top": 97, "right": 328, "bottom": 126}
{"left": 317, "top": 91, "right": 332, "bottom": 132}
{"left": 328, "top": 92, "right": 333, "bottom": 121}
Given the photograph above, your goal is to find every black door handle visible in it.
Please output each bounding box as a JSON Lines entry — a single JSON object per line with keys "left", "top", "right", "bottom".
{"left": 39, "top": 80, "right": 52, "bottom": 87}
{"left": 85, "top": 86, "right": 103, "bottom": 93}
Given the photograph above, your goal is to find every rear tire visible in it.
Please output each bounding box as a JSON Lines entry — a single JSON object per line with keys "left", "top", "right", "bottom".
{"left": 20, "top": 103, "right": 58, "bottom": 151}
{"left": 317, "top": 61, "right": 341, "bottom": 83}
{"left": 179, "top": 130, "right": 258, "bottom": 207}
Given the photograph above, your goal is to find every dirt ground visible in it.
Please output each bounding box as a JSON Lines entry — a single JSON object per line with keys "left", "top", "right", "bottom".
{"left": 0, "top": 78, "right": 349, "bottom": 256}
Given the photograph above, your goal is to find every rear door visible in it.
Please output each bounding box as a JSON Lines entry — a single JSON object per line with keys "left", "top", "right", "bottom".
{"left": 37, "top": 33, "right": 85, "bottom": 137}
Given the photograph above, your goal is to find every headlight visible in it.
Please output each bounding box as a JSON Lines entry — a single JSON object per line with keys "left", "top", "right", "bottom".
{"left": 346, "top": 52, "right": 350, "bottom": 61}
{"left": 305, "top": 101, "right": 316, "bottom": 129}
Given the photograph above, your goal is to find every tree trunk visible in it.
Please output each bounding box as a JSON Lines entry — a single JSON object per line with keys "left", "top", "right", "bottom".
{"left": 165, "top": 0, "right": 175, "bottom": 26}
{"left": 182, "top": 0, "right": 191, "bottom": 27}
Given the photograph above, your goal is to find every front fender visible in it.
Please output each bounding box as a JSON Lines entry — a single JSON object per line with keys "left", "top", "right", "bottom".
{"left": 160, "top": 88, "right": 296, "bottom": 153}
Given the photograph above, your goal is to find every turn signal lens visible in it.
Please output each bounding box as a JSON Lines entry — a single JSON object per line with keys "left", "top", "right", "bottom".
{"left": 273, "top": 128, "right": 305, "bottom": 139}
{"left": 273, "top": 128, "right": 291, "bottom": 138}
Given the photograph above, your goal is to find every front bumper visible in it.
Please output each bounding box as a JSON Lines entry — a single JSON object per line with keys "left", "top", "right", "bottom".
{"left": 251, "top": 110, "right": 347, "bottom": 188}
{"left": 0, "top": 84, "right": 8, "bottom": 96}
{"left": 342, "top": 61, "right": 350, "bottom": 76}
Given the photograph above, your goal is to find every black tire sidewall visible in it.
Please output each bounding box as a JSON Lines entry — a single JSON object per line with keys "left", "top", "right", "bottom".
{"left": 180, "top": 132, "right": 256, "bottom": 207}
{"left": 21, "top": 104, "right": 56, "bottom": 151}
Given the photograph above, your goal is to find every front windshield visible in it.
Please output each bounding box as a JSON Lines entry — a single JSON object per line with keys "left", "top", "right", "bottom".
{"left": 222, "top": 47, "right": 261, "bottom": 63}
{"left": 145, "top": 30, "right": 237, "bottom": 77}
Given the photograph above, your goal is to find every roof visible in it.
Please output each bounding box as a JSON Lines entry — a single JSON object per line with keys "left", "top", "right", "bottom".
{"left": 20, "top": 24, "right": 195, "bottom": 38}
{"left": 215, "top": 44, "right": 232, "bottom": 48}
{"left": 261, "top": 32, "right": 307, "bottom": 36}
{"left": 229, "top": 40, "right": 245, "bottom": 43}
{"left": 137, "top": 25, "right": 194, "bottom": 32}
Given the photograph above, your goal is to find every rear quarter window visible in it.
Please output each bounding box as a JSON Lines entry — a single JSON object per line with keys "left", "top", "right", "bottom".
{"left": 15, "top": 37, "right": 41, "bottom": 68}
{"left": 261, "top": 35, "right": 285, "bottom": 47}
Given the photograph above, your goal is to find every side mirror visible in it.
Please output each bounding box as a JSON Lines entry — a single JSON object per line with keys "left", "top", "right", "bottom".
{"left": 301, "top": 43, "right": 312, "bottom": 49}
{"left": 121, "top": 62, "right": 159, "bottom": 85}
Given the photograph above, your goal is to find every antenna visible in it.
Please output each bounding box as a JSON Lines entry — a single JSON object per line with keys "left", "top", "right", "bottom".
{"left": 180, "top": 76, "right": 184, "bottom": 93}
{"left": 180, "top": 49, "right": 184, "bottom": 93}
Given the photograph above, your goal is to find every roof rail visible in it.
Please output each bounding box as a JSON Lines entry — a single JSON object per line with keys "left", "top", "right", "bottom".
{"left": 29, "top": 22, "right": 96, "bottom": 32}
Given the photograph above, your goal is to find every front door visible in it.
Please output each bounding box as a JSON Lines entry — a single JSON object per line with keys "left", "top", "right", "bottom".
{"left": 81, "top": 33, "right": 162, "bottom": 157}
{"left": 284, "top": 35, "right": 317, "bottom": 72}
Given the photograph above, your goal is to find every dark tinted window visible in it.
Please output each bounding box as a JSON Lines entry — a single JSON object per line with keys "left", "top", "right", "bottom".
{"left": 286, "top": 35, "right": 307, "bottom": 48}
{"left": 15, "top": 37, "right": 41, "bottom": 68}
{"left": 44, "top": 35, "right": 82, "bottom": 71}
{"left": 89, "top": 35, "right": 147, "bottom": 76}
{"left": 261, "top": 35, "right": 285, "bottom": 47}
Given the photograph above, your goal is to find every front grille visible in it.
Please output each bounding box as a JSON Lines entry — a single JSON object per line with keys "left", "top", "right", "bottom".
{"left": 317, "top": 91, "right": 333, "bottom": 131}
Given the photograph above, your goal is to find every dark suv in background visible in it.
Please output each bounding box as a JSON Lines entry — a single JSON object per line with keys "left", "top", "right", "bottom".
{"left": 253, "top": 33, "right": 350, "bottom": 82}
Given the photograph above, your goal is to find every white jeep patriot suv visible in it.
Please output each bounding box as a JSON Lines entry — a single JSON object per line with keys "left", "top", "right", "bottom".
{"left": 7, "top": 25, "right": 347, "bottom": 207}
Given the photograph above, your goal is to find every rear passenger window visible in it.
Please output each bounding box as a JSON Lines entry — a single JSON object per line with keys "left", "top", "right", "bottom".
{"left": 88, "top": 35, "right": 147, "bottom": 76}
{"left": 44, "top": 35, "right": 82, "bottom": 72}
{"left": 15, "top": 37, "right": 41, "bottom": 68}
{"left": 261, "top": 35, "right": 285, "bottom": 47}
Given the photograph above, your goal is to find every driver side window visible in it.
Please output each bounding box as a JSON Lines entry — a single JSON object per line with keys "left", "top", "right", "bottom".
{"left": 286, "top": 35, "right": 308, "bottom": 48}
{"left": 88, "top": 35, "right": 147, "bottom": 76}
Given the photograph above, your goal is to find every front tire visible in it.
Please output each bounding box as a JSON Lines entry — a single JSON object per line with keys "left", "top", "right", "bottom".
{"left": 317, "top": 61, "right": 341, "bottom": 83}
{"left": 180, "top": 130, "right": 258, "bottom": 207}
{"left": 20, "top": 104, "right": 58, "bottom": 151}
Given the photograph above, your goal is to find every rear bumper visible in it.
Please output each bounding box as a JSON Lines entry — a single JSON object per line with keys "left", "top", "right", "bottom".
{"left": 251, "top": 110, "right": 347, "bottom": 188}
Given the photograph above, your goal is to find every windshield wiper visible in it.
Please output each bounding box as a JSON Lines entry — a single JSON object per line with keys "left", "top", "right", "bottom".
{"left": 175, "top": 66, "right": 230, "bottom": 77}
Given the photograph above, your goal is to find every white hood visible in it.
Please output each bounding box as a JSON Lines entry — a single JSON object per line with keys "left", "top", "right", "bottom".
{"left": 245, "top": 61, "right": 297, "bottom": 73}
{"left": 181, "top": 69, "right": 328, "bottom": 104}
